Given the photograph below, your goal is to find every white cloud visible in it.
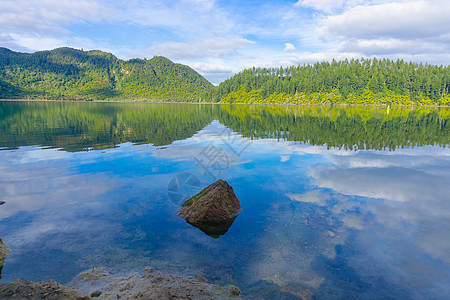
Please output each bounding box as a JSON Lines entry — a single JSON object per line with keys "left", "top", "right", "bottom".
{"left": 7, "top": 34, "right": 67, "bottom": 52}
{"left": 191, "top": 62, "right": 233, "bottom": 74}
{"left": 319, "top": 1, "right": 450, "bottom": 40}
{"left": 1, "top": 0, "right": 449, "bottom": 84}
{"left": 284, "top": 43, "right": 296, "bottom": 51}
{"left": 234, "top": 49, "right": 361, "bottom": 73}
{"left": 314, "top": 0, "right": 450, "bottom": 60}
{"left": 0, "top": 34, "right": 29, "bottom": 52}
{"left": 263, "top": 0, "right": 450, "bottom": 75}
{"left": 183, "top": 0, "right": 216, "bottom": 11}
{"left": 0, "top": 0, "right": 108, "bottom": 52}
{"left": 0, "top": 0, "right": 107, "bottom": 34}
{"left": 295, "top": 0, "right": 351, "bottom": 13}
{"left": 148, "top": 36, "right": 252, "bottom": 59}
{"left": 338, "top": 38, "right": 450, "bottom": 55}
{"left": 117, "top": 0, "right": 233, "bottom": 37}
{"left": 190, "top": 62, "right": 234, "bottom": 85}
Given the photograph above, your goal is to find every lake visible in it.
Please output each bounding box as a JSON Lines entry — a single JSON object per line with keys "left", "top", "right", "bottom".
{"left": 0, "top": 101, "right": 449, "bottom": 299}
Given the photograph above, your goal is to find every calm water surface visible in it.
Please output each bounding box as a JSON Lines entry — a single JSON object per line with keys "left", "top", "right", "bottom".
{"left": 0, "top": 101, "right": 449, "bottom": 299}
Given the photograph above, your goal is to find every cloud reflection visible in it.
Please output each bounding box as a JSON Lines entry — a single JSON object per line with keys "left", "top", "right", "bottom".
{"left": 0, "top": 121, "right": 448, "bottom": 298}
{"left": 0, "top": 148, "right": 117, "bottom": 220}
{"left": 299, "top": 147, "right": 450, "bottom": 286}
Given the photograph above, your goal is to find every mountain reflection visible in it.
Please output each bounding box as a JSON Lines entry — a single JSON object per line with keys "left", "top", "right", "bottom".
{"left": 0, "top": 101, "right": 448, "bottom": 152}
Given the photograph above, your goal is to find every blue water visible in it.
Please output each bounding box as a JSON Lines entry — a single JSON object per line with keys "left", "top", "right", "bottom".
{"left": 0, "top": 103, "right": 449, "bottom": 299}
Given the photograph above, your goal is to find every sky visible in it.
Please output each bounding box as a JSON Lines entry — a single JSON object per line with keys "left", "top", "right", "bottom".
{"left": 1, "top": 0, "right": 449, "bottom": 84}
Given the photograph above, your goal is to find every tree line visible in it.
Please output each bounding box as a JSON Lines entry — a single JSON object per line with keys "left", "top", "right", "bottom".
{"left": 0, "top": 47, "right": 449, "bottom": 105}
{"left": 204, "top": 58, "right": 449, "bottom": 105}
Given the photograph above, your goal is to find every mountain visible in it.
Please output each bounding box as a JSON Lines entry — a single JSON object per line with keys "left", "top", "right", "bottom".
{"left": 0, "top": 47, "right": 212, "bottom": 101}
{"left": 1, "top": 47, "right": 448, "bottom": 105}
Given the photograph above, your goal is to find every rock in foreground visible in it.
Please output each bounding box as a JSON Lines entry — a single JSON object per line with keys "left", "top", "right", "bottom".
{"left": 0, "top": 279, "right": 89, "bottom": 299}
{"left": 0, "top": 267, "right": 241, "bottom": 299}
{"left": 178, "top": 179, "right": 241, "bottom": 224}
{"left": 71, "top": 267, "right": 241, "bottom": 299}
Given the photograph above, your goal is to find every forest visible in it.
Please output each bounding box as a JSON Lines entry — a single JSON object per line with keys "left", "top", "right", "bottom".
{"left": 205, "top": 58, "right": 450, "bottom": 106}
{"left": 0, "top": 47, "right": 449, "bottom": 105}
{"left": 0, "top": 47, "right": 211, "bottom": 101}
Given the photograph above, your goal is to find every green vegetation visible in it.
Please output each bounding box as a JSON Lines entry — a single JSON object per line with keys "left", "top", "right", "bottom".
{"left": 182, "top": 187, "right": 209, "bottom": 207}
{"left": 0, "top": 47, "right": 211, "bottom": 101}
{"left": 205, "top": 58, "right": 449, "bottom": 106}
{"left": 1, "top": 48, "right": 449, "bottom": 105}
{"left": 0, "top": 102, "right": 447, "bottom": 152}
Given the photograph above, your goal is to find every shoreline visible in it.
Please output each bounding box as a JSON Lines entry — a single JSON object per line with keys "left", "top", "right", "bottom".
{"left": 1, "top": 98, "right": 449, "bottom": 108}
{"left": 0, "top": 267, "right": 242, "bottom": 299}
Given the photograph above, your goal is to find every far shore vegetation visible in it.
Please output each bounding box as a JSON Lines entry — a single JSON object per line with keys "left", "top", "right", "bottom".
{"left": 1, "top": 47, "right": 449, "bottom": 106}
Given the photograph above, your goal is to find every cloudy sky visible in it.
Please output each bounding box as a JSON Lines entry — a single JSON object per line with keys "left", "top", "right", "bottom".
{"left": 1, "top": 0, "right": 449, "bottom": 84}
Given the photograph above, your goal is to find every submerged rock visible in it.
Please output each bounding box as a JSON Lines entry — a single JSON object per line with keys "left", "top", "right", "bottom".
{"left": 0, "top": 278, "right": 90, "bottom": 299}
{"left": 76, "top": 267, "right": 241, "bottom": 299}
{"left": 178, "top": 179, "right": 241, "bottom": 223}
{"left": 0, "top": 267, "right": 241, "bottom": 299}
{"left": 0, "top": 237, "right": 9, "bottom": 278}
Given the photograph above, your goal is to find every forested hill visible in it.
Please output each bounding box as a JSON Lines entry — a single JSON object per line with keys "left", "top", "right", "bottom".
{"left": 0, "top": 47, "right": 212, "bottom": 101}
{"left": 1, "top": 48, "right": 449, "bottom": 105}
{"left": 204, "top": 58, "right": 450, "bottom": 106}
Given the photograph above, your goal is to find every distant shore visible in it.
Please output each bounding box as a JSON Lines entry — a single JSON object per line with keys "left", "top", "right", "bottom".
{"left": 1, "top": 98, "right": 449, "bottom": 107}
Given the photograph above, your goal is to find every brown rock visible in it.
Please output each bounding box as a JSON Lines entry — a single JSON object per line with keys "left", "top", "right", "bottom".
{"left": 78, "top": 267, "right": 111, "bottom": 282}
{"left": 71, "top": 267, "right": 241, "bottom": 299}
{"left": 0, "top": 278, "right": 90, "bottom": 299}
{"left": 0, "top": 237, "right": 9, "bottom": 278}
{"left": 0, "top": 267, "right": 242, "bottom": 300}
{"left": 90, "top": 290, "right": 102, "bottom": 297}
{"left": 0, "top": 237, "right": 9, "bottom": 261}
{"left": 178, "top": 179, "right": 241, "bottom": 224}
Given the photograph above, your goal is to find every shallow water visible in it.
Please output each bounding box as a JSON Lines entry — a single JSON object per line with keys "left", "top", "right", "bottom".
{"left": 0, "top": 101, "right": 449, "bottom": 299}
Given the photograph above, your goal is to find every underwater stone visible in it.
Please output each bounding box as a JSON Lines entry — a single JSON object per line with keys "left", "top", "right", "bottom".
{"left": 0, "top": 278, "right": 90, "bottom": 299}
{"left": 0, "top": 267, "right": 242, "bottom": 299}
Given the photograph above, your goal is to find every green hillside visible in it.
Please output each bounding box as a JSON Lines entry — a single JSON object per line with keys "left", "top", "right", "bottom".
{"left": 205, "top": 58, "right": 450, "bottom": 106}
{"left": 1, "top": 48, "right": 449, "bottom": 105}
{"left": 0, "top": 47, "right": 212, "bottom": 101}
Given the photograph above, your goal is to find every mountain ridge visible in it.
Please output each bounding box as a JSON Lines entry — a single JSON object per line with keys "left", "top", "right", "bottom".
{"left": 0, "top": 47, "right": 212, "bottom": 101}
{"left": 0, "top": 47, "right": 449, "bottom": 105}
